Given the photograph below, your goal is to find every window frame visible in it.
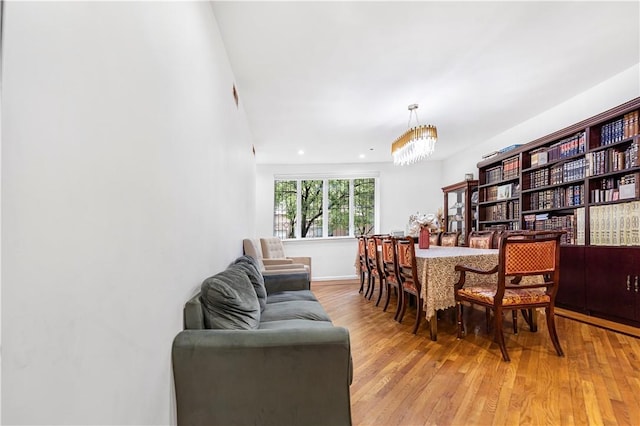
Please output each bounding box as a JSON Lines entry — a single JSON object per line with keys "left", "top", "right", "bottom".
{"left": 273, "top": 173, "right": 380, "bottom": 240}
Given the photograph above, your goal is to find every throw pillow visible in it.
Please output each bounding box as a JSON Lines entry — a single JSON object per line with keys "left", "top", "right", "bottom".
{"left": 200, "top": 267, "right": 260, "bottom": 330}
{"left": 231, "top": 258, "right": 267, "bottom": 312}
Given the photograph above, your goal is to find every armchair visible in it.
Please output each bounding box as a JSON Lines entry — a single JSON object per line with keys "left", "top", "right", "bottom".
{"left": 260, "top": 237, "right": 312, "bottom": 278}
{"left": 242, "top": 238, "right": 309, "bottom": 277}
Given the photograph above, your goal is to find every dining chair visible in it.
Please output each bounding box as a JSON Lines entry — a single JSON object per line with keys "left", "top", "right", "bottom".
{"left": 454, "top": 230, "right": 565, "bottom": 362}
{"left": 365, "top": 235, "right": 385, "bottom": 305}
{"left": 468, "top": 230, "right": 495, "bottom": 249}
{"left": 429, "top": 231, "right": 441, "bottom": 246}
{"left": 381, "top": 236, "right": 402, "bottom": 319}
{"left": 395, "top": 236, "right": 424, "bottom": 334}
{"left": 491, "top": 229, "right": 511, "bottom": 249}
{"left": 357, "top": 235, "right": 370, "bottom": 294}
{"left": 440, "top": 231, "right": 461, "bottom": 247}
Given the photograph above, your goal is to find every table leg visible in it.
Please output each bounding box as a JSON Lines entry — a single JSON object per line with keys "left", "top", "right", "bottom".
{"left": 429, "top": 316, "right": 437, "bottom": 341}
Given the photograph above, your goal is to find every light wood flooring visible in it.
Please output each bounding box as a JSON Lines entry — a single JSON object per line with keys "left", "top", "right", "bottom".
{"left": 313, "top": 280, "right": 640, "bottom": 426}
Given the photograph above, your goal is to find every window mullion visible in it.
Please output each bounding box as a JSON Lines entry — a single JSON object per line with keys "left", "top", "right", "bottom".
{"left": 349, "top": 179, "right": 355, "bottom": 237}
{"left": 322, "top": 178, "right": 329, "bottom": 238}
{"left": 296, "top": 179, "right": 302, "bottom": 238}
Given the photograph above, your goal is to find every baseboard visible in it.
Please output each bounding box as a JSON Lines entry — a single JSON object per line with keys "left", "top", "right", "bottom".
{"left": 556, "top": 308, "right": 640, "bottom": 339}
{"left": 312, "top": 275, "right": 359, "bottom": 282}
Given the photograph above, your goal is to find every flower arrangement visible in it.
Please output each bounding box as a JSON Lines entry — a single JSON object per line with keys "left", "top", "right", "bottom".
{"left": 407, "top": 212, "right": 440, "bottom": 237}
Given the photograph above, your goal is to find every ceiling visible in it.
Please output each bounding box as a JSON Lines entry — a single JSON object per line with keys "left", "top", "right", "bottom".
{"left": 211, "top": 1, "right": 640, "bottom": 165}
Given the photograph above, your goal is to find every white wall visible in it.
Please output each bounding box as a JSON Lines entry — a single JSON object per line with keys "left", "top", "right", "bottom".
{"left": 441, "top": 65, "right": 640, "bottom": 184}
{"left": 256, "top": 162, "right": 444, "bottom": 279}
{"left": 2, "top": 2, "right": 255, "bottom": 424}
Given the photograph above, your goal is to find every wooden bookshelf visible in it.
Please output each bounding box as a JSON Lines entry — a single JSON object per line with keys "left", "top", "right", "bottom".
{"left": 477, "top": 97, "right": 640, "bottom": 328}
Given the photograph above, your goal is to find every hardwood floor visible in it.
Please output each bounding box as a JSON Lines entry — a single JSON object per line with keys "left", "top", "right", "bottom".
{"left": 313, "top": 280, "right": 640, "bottom": 426}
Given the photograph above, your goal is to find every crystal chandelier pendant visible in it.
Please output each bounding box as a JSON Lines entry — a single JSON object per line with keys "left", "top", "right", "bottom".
{"left": 391, "top": 104, "right": 438, "bottom": 165}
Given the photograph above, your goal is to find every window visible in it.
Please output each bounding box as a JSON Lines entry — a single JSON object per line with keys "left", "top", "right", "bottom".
{"left": 274, "top": 176, "right": 377, "bottom": 239}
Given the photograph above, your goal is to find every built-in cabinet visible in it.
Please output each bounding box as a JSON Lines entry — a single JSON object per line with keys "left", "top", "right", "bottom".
{"left": 476, "top": 98, "right": 640, "bottom": 328}
{"left": 585, "top": 247, "right": 640, "bottom": 326}
{"left": 442, "top": 180, "right": 479, "bottom": 246}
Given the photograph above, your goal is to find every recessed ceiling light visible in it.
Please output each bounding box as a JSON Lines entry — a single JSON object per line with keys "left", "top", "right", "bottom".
{"left": 359, "top": 154, "right": 365, "bottom": 159}
{"left": 298, "top": 150, "right": 304, "bottom": 155}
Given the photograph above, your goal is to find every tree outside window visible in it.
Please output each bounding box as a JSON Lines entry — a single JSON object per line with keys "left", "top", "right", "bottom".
{"left": 274, "top": 177, "right": 376, "bottom": 239}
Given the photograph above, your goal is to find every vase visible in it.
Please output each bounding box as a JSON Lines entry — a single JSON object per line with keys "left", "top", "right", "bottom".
{"left": 418, "top": 227, "right": 430, "bottom": 249}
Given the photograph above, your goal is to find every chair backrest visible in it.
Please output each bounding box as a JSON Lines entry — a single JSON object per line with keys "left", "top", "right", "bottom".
{"left": 366, "top": 236, "right": 383, "bottom": 276}
{"left": 358, "top": 236, "right": 369, "bottom": 270}
{"left": 394, "top": 236, "right": 421, "bottom": 295}
{"left": 468, "top": 230, "right": 495, "bottom": 249}
{"left": 429, "top": 231, "right": 441, "bottom": 246}
{"left": 441, "top": 231, "right": 461, "bottom": 247}
{"left": 380, "top": 236, "right": 399, "bottom": 283}
{"left": 260, "top": 237, "right": 287, "bottom": 259}
{"left": 242, "top": 238, "right": 266, "bottom": 270}
{"left": 495, "top": 230, "right": 563, "bottom": 302}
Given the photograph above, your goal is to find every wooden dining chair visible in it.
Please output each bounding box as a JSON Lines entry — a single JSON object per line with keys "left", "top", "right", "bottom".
{"left": 429, "top": 231, "right": 441, "bottom": 246}
{"left": 468, "top": 230, "right": 495, "bottom": 249}
{"left": 381, "top": 236, "right": 402, "bottom": 319}
{"left": 440, "top": 231, "right": 461, "bottom": 247}
{"left": 395, "top": 236, "right": 424, "bottom": 334}
{"left": 357, "top": 235, "right": 370, "bottom": 294}
{"left": 454, "top": 230, "right": 565, "bottom": 362}
{"left": 365, "top": 235, "right": 385, "bottom": 305}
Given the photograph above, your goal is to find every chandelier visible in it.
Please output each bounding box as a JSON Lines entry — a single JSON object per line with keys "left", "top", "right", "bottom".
{"left": 391, "top": 104, "right": 438, "bottom": 166}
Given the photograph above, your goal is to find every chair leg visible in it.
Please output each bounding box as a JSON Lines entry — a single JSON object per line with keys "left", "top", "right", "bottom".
{"left": 393, "top": 288, "right": 402, "bottom": 321}
{"left": 366, "top": 276, "right": 375, "bottom": 300}
{"left": 358, "top": 271, "right": 365, "bottom": 293}
{"left": 383, "top": 282, "right": 391, "bottom": 312}
{"left": 363, "top": 274, "right": 371, "bottom": 298}
{"left": 412, "top": 296, "right": 423, "bottom": 334}
{"left": 397, "top": 290, "right": 407, "bottom": 323}
{"left": 522, "top": 308, "right": 537, "bottom": 332}
{"left": 512, "top": 310, "right": 518, "bottom": 335}
{"left": 375, "top": 277, "right": 385, "bottom": 307}
{"left": 456, "top": 302, "right": 465, "bottom": 338}
{"left": 546, "top": 306, "right": 564, "bottom": 357}
{"left": 494, "top": 308, "right": 510, "bottom": 362}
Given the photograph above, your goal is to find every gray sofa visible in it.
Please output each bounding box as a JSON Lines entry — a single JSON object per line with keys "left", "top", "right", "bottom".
{"left": 172, "top": 255, "right": 353, "bottom": 426}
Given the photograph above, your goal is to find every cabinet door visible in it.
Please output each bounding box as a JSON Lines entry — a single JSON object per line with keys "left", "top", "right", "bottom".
{"left": 585, "top": 247, "right": 636, "bottom": 323}
{"left": 556, "top": 246, "right": 586, "bottom": 311}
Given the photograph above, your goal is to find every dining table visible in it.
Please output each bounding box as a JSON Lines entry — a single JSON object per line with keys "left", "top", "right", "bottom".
{"left": 414, "top": 245, "right": 499, "bottom": 341}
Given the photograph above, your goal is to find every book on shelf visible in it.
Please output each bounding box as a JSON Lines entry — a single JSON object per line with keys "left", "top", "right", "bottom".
{"left": 496, "top": 183, "right": 512, "bottom": 200}
{"left": 601, "top": 111, "right": 639, "bottom": 146}
{"left": 576, "top": 207, "right": 585, "bottom": 245}
{"left": 522, "top": 211, "right": 582, "bottom": 244}
{"left": 619, "top": 172, "right": 639, "bottom": 200}
{"left": 485, "top": 166, "right": 502, "bottom": 184}
{"left": 547, "top": 132, "right": 586, "bottom": 161}
{"left": 585, "top": 142, "right": 638, "bottom": 177}
{"left": 589, "top": 200, "right": 640, "bottom": 246}
{"left": 530, "top": 148, "right": 548, "bottom": 168}
{"left": 501, "top": 156, "right": 520, "bottom": 180}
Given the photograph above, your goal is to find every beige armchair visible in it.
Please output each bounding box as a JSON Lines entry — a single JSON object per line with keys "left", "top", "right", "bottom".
{"left": 260, "top": 237, "right": 312, "bottom": 279}
{"left": 242, "top": 238, "right": 310, "bottom": 277}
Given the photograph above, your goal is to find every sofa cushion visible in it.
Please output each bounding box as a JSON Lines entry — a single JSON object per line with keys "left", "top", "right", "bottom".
{"left": 200, "top": 267, "right": 260, "bottom": 330}
{"left": 261, "top": 300, "right": 331, "bottom": 323}
{"left": 232, "top": 256, "right": 267, "bottom": 312}
{"left": 258, "top": 319, "right": 334, "bottom": 330}
{"left": 266, "top": 290, "right": 317, "bottom": 304}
